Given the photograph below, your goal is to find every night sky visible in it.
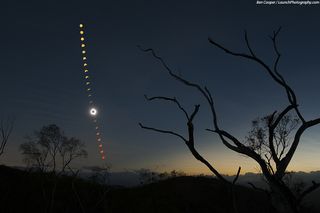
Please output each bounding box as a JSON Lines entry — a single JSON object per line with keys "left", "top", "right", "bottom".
{"left": 1, "top": 0, "right": 320, "bottom": 174}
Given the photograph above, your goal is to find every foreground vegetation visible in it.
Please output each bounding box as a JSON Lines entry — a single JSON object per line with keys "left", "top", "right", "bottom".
{"left": 0, "top": 165, "right": 319, "bottom": 213}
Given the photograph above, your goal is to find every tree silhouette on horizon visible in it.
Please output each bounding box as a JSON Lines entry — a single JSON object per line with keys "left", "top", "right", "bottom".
{"left": 20, "top": 124, "right": 87, "bottom": 173}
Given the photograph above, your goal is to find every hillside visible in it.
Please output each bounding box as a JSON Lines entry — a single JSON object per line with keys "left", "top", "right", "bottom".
{"left": 106, "top": 176, "right": 272, "bottom": 213}
{"left": 0, "top": 165, "right": 318, "bottom": 213}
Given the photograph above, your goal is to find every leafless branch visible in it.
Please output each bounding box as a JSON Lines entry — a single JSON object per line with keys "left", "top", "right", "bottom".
{"left": 139, "top": 92, "right": 232, "bottom": 183}
{"left": 0, "top": 117, "right": 14, "bottom": 156}
{"left": 232, "top": 166, "right": 241, "bottom": 185}
{"left": 144, "top": 95, "right": 189, "bottom": 120}
{"left": 138, "top": 46, "right": 212, "bottom": 105}
{"left": 231, "top": 166, "right": 241, "bottom": 213}
{"left": 244, "top": 30, "right": 256, "bottom": 57}
{"left": 139, "top": 123, "right": 187, "bottom": 143}
{"left": 277, "top": 118, "right": 320, "bottom": 177}
{"left": 208, "top": 30, "right": 297, "bottom": 112}
{"left": 269, "top": 27, "right": 305, "bottom": 123}
{"left": 139, "top": 46, "right": 273, "bottom": 183}
{"left": 140, "top": 28, "right": 320, "bottom": 212}
{"left": 189, "top": 104, "right": 200, "bottom": 122}
{"left": 268, "top": 105, "right": 295, "bottom": 165}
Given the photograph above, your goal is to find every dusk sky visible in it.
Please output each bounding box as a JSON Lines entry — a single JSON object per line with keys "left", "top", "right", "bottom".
{"left": 1, "top": 0, "right": 320, "bottom": 175}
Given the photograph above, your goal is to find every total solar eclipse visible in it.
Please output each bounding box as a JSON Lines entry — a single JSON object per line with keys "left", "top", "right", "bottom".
{"left": 90, "top": 108, "right": 97, "bottom": 116}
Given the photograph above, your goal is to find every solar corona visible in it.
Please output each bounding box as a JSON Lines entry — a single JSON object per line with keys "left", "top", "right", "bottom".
{"left": 90, "top": 108, "right": 97, "bottom": 116}
{"left": 79, "top": 23, "right": 106, "bottom": 161}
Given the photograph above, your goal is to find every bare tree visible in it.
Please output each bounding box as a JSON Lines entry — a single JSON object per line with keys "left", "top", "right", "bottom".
{"left": 59, "top": 137, "right": 88, "bottom": 173}
{"left": 0, "top": 117, "right": 14, "bottom": 157}
{"left": 139, "top": 28, "right": 320, "bottom": 213}
{"left": 139, "top": 96, "right": 236, "bottom": 184}
{"left": 245, "top": 113, "right": 300, "bottom": 174}
{"left": 38, "top": 124, "right": 64, "bottom": 172}
{"left": 20, "top": 137, "right": 49, "bottom": 172}
{"left": 20, "top": 124, "right": 87, "bottom": 173}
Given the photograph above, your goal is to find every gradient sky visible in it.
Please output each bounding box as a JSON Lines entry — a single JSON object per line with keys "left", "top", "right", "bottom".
{"left": 1, "top": 0, "right": 320, "bottom": 175}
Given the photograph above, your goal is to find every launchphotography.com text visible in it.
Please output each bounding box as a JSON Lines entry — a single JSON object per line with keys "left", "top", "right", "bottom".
{"left": 256, "top": 0, "right": 319, "bottom": 5}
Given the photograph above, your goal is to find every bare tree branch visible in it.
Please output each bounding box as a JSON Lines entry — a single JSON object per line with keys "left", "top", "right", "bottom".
{"left": 208, "top": 30, "right": 297, "bottom": 110}
{"left": 189, "top": 104, "right": 200, "bottom": 122}
{"left": 268, "top": 105, "right": 295, "bottom": 165}
{"left": 139, "top": 123, "right": 187, "bottom": 143}
{"left": 233, "top": 166, "right": 241, "bottom": 185}
{"left": 139, "top": 28, "right": 320, "bottom": 212}
{"left": 138, "top": 46, "right": 212, "bottom": 104}
{"left": 140, "top": 46, "right": 254, "bottom": 152}
{"left": 0, "top": 117, "right": 14, "bottom": 157}
{"left": 139, "top": 92, "right": 231, "bottom": 183}
{"left": 144, "top": 95, "right": 189, "bottom": 120}
{"left": 269, "top": 27, "right": 305, "bottom": 123}
{"left": 231, "top": 166, "right": 242, "bottom": 213}
{"left": 139, "top": 45, "right": 274, "bottom": 184}
{"left": 277, "top": 118, "right": 320, "bottom": 177}
{"left": 139, "top": 43, "right": 281, "bottom": 182}
{"left": 244, "top": 30, "right": 256, "bottom": 57}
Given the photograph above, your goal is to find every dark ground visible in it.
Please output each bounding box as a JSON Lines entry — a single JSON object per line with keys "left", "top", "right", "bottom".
{"left": 0, "top": 165, "right": 318, "bottom": 213}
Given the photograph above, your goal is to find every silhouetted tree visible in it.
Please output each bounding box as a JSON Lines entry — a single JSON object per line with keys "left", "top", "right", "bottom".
{"left": 139, "top": 28, "right": 320, "bottom": 213}
{"left": 39, "top": 124, "right": 64, "bottom": 172}
{"left": 20, "top": 137, "right": 49, "bottom": 171}
{"left": 59, "top": 137, "right": 87, "bottom": 173}
{"left": 245, "top": 113, "right": 300, "bottom": 174}
{"left": 0, "top": 117, "right": 14, "bottom": 158}
{"left": 20, "top": 124, "right": 87, "bottom": 173}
